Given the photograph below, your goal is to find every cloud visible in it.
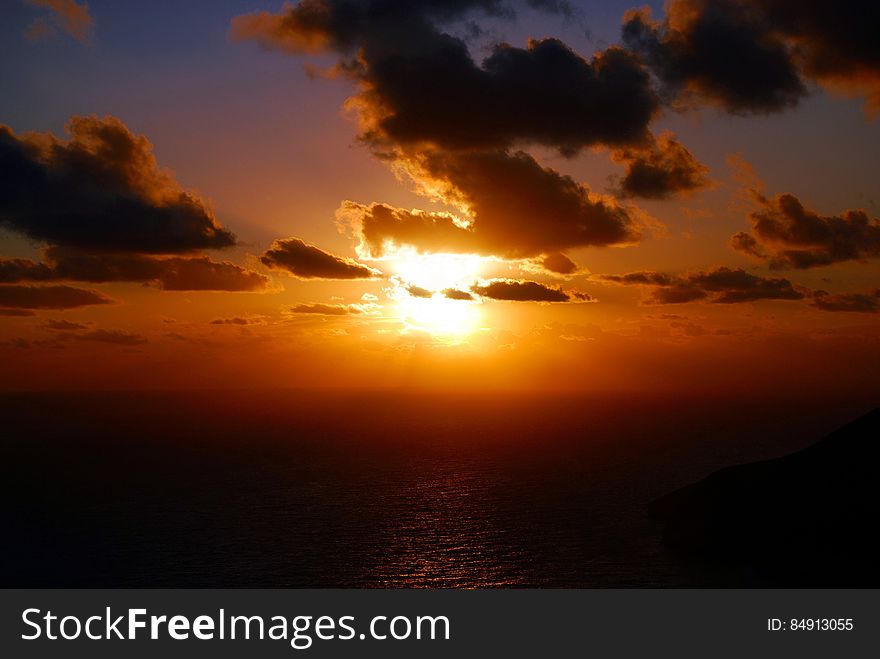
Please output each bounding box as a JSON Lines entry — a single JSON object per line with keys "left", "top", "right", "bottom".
{"left": 290, "top": 303, "right": 365, "bottom": 315}
{"left": 210, "top": 317, "right": 250, "bottom": 326}
{"left": 688, "top": 267, "right": 804, "bottom": 303}
{"left": 471, "top": 278, "right": 572, "bottom": 302}
{"left": 26, "top": 0, "right": 93, "bottom": 45}
{"left": 442, "top": 288, "right": 475, "bottom": 301}
{"left": 611, "top": 133, "right": 709, "bottom": 199}
{"left": 521, "top": 252, "right": 582, "bottom": 277}
{"left": 757, "top": 0, "right": 880, "bottom": 114}
{"left": 0, "top": 117, "right": 236, "bottom": 253}
{"left": 0, "top": 284, "right": 112, "bottom": 309}
{"left": 598, "top": 266, "right": 805, "bottom": 304}
{"left": 360, "top": 38, "right": 657, "bottom": 153}
{"left": 232, "top": 1, "right": 652, "bottom": 263}
{"left": 541, "top": 252, "right": 579, "bottom": 275}
{"left": 0, "top": 249, "right": 269, "bottom": 291}
{"left": 405, "top": 284, "right": 434, "bottom": 298}
{"left": 622, "top": 0, "right": 880, "bottom": 115}
{"left": 45, "top": 319, "right": 89, "bottom": 331}
{"left": 344, "top": 149, "right": 642, "bottom": 259}
{"left": 730, "top": 192, "right": 880, "bottom": 269}
{"left": 0, "top": 308, "right": 36, "bottom": 317}
{"left": 622, "top": 2, "right": 805, "bottom": 114}
{"left": 339, "top": 203, "right": 475, "bottom": 258}
{"left": 232, "top": 2, "right": 657, "bottom": 153}
{"left": 76, "top": 329, "right": 147, "bottom": 346}
{"left": 811, "top": 289, "right": 880, "bottom": 313}
{"left": 261, "top": 237, "right": 383, "bottom": 279}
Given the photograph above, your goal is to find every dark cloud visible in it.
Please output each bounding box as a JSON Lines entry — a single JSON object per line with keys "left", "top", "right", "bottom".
{"left": 754, "top": 0, "right": 880, "bottom": 113}
{"left": 731, "top": 192, "right": 880, "bottom": 269}
{"left": 345, "top": 149, "right": 641, "bottom": 258}
{"left": 232, "top": 2, "right": 657, "bottom": 153}
{"left": 600, "top": 271, "right": 678, "bottom": 286}
{"left": 290, "top": 303, "right": 365, "bottom": 315}
{"left": 0, "top": 258, "right": 54, "bottom": 283}
{"left": 232, "top": 1, "right": 658, "bottom": 264}
{"left": 0, "top": 249, "right": 268, "bottom": 292}
{"left": 688, "top": 267, "right": 804, "bottom": 303}
{"left": 230, "top": 0, "right": 513, "bottom": 54}
{"left": 648, "top": 284, "right": 709, "bottom": 304}
{"left": 623, "top": 0, "right": 880, "bottom": 115}
{"left": 0, "top": 117, "right": 235, "bottom": 254}
{"left": 811, "top": 289, "right": 880, "bottom": 313}
{"left": 362, "top": 38, "right": 657, "bottom": 153}
{"left": 77, "top": 329, "right": 147, "bottom": 346}
{"left": 442, "top": 288, "right": 475, "bottom": 301}
{"left": 339, "top": 202, "right": 475, "bottom": 257}
{"left": 599, "top": 266, "right": 805, "bottom": 304}
{"left": 405, "top": 284, "right": 434, "bottom": 298}
{"left": 538, "top": 252, "right": 580, "bottom": 275}
{"left": 0, "top": 284, "right": 112, "bottom": 309}
{"left": 0, "top": 308, "right": 36, "bottom": 317}
{"left": 45, "top": 319, "right": 89, "bottom": 331}
{"left": 472, "top": 278, "right": 571, "bottom": 302}
{"left": 612, "top": 133, "right": 709, "bottom": 199}
{"left": 622, "top": 1, "right": 805, "bottom": 114}
{"left": 261, "top": 237, "right": 382, "bottom": 279}
{"left": 210, "top": 317, "right": 250, "bottom": 325}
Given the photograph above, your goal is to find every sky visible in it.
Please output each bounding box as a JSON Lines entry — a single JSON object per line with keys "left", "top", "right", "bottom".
{"left": 0, "top": 0, "right": 878, "bottom": 395}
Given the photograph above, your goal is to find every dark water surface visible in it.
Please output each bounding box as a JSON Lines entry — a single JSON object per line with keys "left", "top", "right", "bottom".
{"left": 1, "top": 390, "right": 873, "bottom": 587}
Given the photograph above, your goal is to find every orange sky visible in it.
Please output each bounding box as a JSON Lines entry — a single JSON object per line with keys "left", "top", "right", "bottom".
{"left": 1, "top": 0, "right": 878, "bottom": 395}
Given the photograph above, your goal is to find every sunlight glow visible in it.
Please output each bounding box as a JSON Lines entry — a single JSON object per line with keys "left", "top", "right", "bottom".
{"left": 383, "top": 250, "right": 485, "bottom": 340}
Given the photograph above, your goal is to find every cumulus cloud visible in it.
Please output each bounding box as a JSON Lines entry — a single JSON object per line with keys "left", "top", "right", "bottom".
{"left": 343, "top": 149, "right": 641, "bottom": 259}
{"left": 0, "top": 284, "right": 112, "bottom": 309}
{"left": 0, "top": 116, "right": 271, "bottom": 303}
{"left": 0, "top": 117, "right": 236, "bottom": 253}
{"left": 339, "top": 203, "right": 475, "bottom": 258}
{"left": 730, "top": 192, "right": 880, "bottom": 269}
{"left": 623, "top": 0, "right": 880, "bottom": 115}
{"left": 25, "top": 0, "right": 93, "bottom": 45}
{"left": 520, "top": 252, "right": 583, "bottom": 277}
{"left": 541, "top": 252, "right": 580, "bottom": 275}
{"left": 611, "top": 133, "right": 709, "bottom": 199}
{"left": 811, "top": 289, "right": 880, "bottom": 313}
{"left": 0, "top": 249, "right": 269, "bottom": 291}
{"left": 261, "top": 237, "right": 383, "bottom": 279}
{"left": 471, "top": 278, "right": 572, "bottom": 302}
{"left": 622, "top": 1, "right": 805, "bottom": 114}
{"left": 442, "top": 288, "right": 475, "bottom": 301}
{"left": 290, "top": 303, "right": 365, "bottom": 315}
{"left": 232, "top": 2, "right": 657, "bottom": 153}
{"left": 598, "top": 266, "right": 805, "bottom": 304}
{"left": 233, "top": 1, "right": 658, "bottom": 264}
{"left": 405, "top": 284, "right": 434, "bottom": 299}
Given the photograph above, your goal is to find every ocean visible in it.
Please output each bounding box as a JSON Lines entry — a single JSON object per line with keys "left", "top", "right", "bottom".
{"left": 1, "top": 390, "right": 872, "bottom": 587}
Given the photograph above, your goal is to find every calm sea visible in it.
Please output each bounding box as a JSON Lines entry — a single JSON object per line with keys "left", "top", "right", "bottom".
{"left": 1, "top": 390, "right": 871, "bottom": 587}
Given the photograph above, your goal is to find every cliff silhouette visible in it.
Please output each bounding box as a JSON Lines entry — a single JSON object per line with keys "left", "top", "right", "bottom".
{"left": 651, "top": 408, "right": 880, "bottom": 586}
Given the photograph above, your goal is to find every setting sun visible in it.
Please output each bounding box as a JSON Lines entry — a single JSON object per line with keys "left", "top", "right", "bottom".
{"left": 384, "top": 251, "right": 484, "bottom": 338}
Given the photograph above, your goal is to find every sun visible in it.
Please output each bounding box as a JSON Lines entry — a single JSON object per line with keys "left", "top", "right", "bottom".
{"left": 384, "top": 250, "right": 485, "bottom": 339}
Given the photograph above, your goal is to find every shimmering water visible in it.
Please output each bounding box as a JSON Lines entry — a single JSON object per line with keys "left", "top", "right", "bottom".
{"left": 1, "top": 390, "right": 870, "bottom": 587}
